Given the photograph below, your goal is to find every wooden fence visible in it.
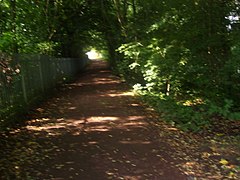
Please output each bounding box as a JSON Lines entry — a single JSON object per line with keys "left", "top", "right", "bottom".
{"left": 0, "top": 54, "right": 88, "bottom": 125}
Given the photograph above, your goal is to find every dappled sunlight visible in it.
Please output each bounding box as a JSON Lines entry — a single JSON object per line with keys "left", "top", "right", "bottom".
{"left": 18, "top": 60, "right": 174, "bottom": 179}
{"left": 122, "top": 175, "right": 141, "bottom": 179}
{"left": 26, "top": 124, "right": 65, "bottom": 131}
{"left": 69, "top": 80, "right": 121, "bottom": 87}
{"left": 86, "top": 116, "right": 119, "bottom": 122}
{"left": 25, "top": 117, "right": 86, "bottom": 136}
{"left": 99, "top": 70, "right": 110, "bottom": 73}
{"left": 127, "top": 116, "right": 145, "bottom": 121}
{"left": 105, "top": 91, "right": 134, "bottom": 97}
{"left": 119, "top": 122, "right": 147, "bottom": 128}
{"left": 68, "top": 82, "right": 83, "bottom": 87}
{"left": 120, "top": 91, "right": 135, "bottom": 96}
{"left": 0, "top": 60, "right": 190, "bottom": 179}
{"left": 88, "top": 141, "right": 99, "bottom": 145}
{"left": 68, "top": 106, "right": 77, "bottom": 110}
{"left": 91, "top": 77, "right": 121, "bottom": 85}
{"left": 85, "top": 125, "right": 111, "bottom": 132}
{"left": 130, "top": 103, "right": 140, "bottom": 107}
{"left": 24, "top": 114, "right": 148, "bottom": 136}
{"left": 119, "top": 140, "right": 151, "bottom": 145}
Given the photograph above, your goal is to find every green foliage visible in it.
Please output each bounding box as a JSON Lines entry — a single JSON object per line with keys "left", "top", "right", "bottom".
{"left": 112, "top": 0, "right": 240, "bottom": 132}
{"left": 1, "top": 0, "right": 240, "bottom": 131}
{"left": 36, "top": 42, "right": 59, "bottom": 55}
{"left": 206, "top": 99, "right": 240, "bottom": 120}
{"left": 117, "top": 42, "right": 145, "bottom": 84}
{"left": 0, "top": 0, "right": 102, "bottom": 57}
{"left": 207, "top": 99, "right": 234, "bottom": 118}
{"left": 0, "top": 32, "right": 15, "bottom": 52}
{"left": 135, "top": 90, "right": 209, "bottom": 132}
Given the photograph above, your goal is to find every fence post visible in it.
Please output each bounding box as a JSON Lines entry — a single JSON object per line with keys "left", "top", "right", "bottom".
{"left": 21, "top": 72, "right": 28, "bottom": 104}
{"left": 38, "top": 55, "right": 44, "bottom": 92}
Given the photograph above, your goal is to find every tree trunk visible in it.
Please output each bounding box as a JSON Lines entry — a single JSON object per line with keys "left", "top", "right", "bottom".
{"left": 10, "top": 0, "right": 18, "bottom": 53}
{"left": 113, "top": 0, "right": 127, "bottom": 37}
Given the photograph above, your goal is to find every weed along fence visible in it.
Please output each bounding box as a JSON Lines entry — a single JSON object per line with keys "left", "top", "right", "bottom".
{"left": 0, "top": 54, "right": 88, "bottom": 126}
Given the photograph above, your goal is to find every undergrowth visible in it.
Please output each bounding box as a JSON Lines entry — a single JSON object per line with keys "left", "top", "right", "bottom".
{"left": 134, "top": 89, "right": 240, "bottom": 132}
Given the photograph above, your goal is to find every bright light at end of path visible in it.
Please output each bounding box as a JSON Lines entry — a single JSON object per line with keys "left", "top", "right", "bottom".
{"left": 86, "top": 49, "right": 102, "bottom": 60}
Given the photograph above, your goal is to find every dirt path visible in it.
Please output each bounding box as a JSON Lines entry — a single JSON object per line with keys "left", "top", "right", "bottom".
{"left": 0, "top": 60, "right": 189, "bottom": 179}
{"left": 2, "top": 60, "right": 238, "bottom": 180}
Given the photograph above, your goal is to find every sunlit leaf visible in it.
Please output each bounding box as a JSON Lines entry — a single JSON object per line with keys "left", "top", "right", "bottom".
{"left": 219, "top": 159, "right": 229, "bottom": 165}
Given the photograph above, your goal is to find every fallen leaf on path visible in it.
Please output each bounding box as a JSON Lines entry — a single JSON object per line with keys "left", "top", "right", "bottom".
{"left": 220, "top": 159, "right": 229, "bottom": 165}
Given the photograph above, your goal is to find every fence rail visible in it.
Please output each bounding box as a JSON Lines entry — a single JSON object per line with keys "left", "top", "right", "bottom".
{"left": 0, "top": 54, "right": 88, "bottom": 125}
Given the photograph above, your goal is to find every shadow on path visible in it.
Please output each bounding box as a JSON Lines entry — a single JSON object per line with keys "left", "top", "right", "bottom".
{"left": 0, "top": 60, "right": 188, "bottom": 180}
